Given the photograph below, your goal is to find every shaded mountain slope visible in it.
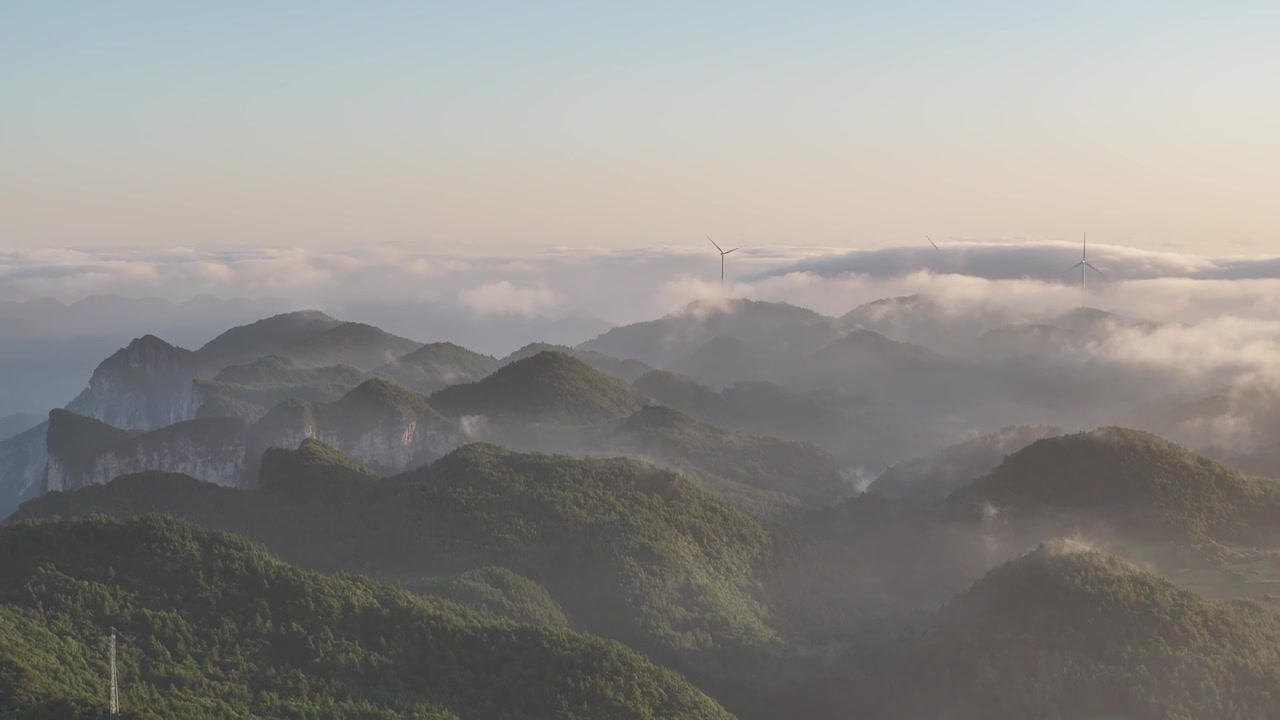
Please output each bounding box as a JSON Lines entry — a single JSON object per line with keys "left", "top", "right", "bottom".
{"left": 949, "top": 427, "right": 1280, "bottom": 544}
{"left": 13, "top": 444, "right": 778, "bottom": 712}
{"left": 195, "top": 310, "right": 341, "bottom": 368}
{"left": 193, "top": 355, "right": 369, "bottom": 422}
{"left": 65, "top": 335, "right": 202, "bottom": 429}
{"left": 430, "top": 351, "right": 645, "bottom": 425}
{"left": 821, "top": 543, "right": 1280, "bottom": 720}
{"left": 279, "top": 321, "right": 423, "bottom": 370}
{"left": 501, "top": 343, "right": 653, "bottom": 383}
{"left": 632, "top": 370, "right": 918, "bottom": 470}
{"left": 251, "top": 378, "right": 462, "bottom": 474}
{"left": 869, "top": 425, "right": 1064, "bottom": 501}
{"left": 579, "top": 299, "right": 831, "bottom": 368}
{"left": 375, "top": 342, "right": 499, "bottom": 393}
{"left": 45, "top": 410, "right": 244, "bottom": 492}
{"left": 0, "top": 514, "right": 732, "bottom": 720}
{"left": 599, "top": 406, "right": 850, "bottom": 516}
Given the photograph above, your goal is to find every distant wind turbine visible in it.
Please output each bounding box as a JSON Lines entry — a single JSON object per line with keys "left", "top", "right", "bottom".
{"left": 707, "top": 235, "right": 738, "bottom": 287}
{"left": 1066, "top": 232, "right": 1104, "bottom": 304}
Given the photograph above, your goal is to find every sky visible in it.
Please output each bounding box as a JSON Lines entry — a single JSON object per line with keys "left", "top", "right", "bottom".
{"left": 3, "top": 1, "right": 1279, "bottom": 255}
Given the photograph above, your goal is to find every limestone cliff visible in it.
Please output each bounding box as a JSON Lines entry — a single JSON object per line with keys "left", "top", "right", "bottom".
{"left": 250, "top": 379, "right": 462, "bottom": 475}
{"left": 44, "top": 410, "right": 246, "bottom": 491}
{"left": 65, "top": 335, "right": 202, "bottom": 430}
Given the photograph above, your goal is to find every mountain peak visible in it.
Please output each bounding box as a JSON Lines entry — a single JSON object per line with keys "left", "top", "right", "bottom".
{"left": 280, "top": 321, "right": 423, "bottom": 370}
{"left": 196, "top": 310, "right": 342, "bottom": 366}
{"left": 374, "top": 341, "right": 498, "bottom": 393}
{"left": 99, "top": 334, "right": 196, "bottom": 373}
{"left": 429, "top": 350, "right": 644, "bottom": 423}
{"left": 951, "top": 426, "right": 1280, "bottom": 542}
{"left": 258, "top": 437, "right": 373, "bottom": 493}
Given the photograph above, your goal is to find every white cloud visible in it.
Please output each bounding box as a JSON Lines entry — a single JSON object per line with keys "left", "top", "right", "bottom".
{"left": 455, "top": 281, "right": 560, "bottom": 317}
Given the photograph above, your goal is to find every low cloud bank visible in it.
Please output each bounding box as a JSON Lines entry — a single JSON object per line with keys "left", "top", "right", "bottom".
{"left": 7, "top": 240, "right": 1280, "bottom": 463}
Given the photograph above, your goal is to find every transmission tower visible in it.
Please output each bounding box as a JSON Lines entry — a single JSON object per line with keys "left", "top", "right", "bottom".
{"left": 109, "top": 627, "right": 119, "bottom": 716}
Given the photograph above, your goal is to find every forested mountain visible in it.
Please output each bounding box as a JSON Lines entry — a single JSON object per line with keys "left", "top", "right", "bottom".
{"left": 598, "top": 405, "right": 850, "bottom": 516}
{"left": 250, "top": 378, "right": 461, "bottom": 474}
{"left": 42, "top": 378, "right": 462, "bottom": 489}
{"left": 0, "top": 296, "right": 293, "bottom": 417}
{"left": 10, "top": 294, "right": 1280, "bottom": 719}
{"left": 869, "top": 425, "right": 1063, "bottom": 500}
{"left": 816, "top": 543, "right": 1280, "bottom": 720}
{"left": 430, "top": 351, "right": 645, "bottom": 424}
{"left": 374, "top": 342, "right": 499, "bottom": 393}
{"left": 949, "top": 427, "right": 1280, "bottom": 545}
{"left": 59, "top": 313, "right": 429, "bottom": 433}
{"left": 194, "top": 355, "right": 369, "bottom": 422}
{"left": 632, "top": 370, "right": 929, "bottom": 469}
{"left": 0, "top": 514, "right": 732, "bottom": 719}
{"left": 14, "top": 443, "right": 780, "bottom": 708}
{"left": 579, "top": 299, "right": 832, "bottom": 368}
{"left": 195, "top": 310, "right": 343, "bottom": 369}
{"left": 47, "top": 412, "right": 245, "bottom": 492}
{"left": 276, "top": 321, "right": 424, "bottom": 370}
{"left": 500, "top": 342, "right": 653, "bottom": 383}
{"left": 65, "top": 335, "right": 203, "bottom": 429}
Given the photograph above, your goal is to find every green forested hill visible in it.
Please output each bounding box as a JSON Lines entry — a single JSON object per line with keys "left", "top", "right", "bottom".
{"left": 13, "top": 443, "right": 780, "bottom": 705}
{"left": 429, "top": 351, "right": 645, "bottom": 423}
{"left": 0, "top": 514, "right": 733, "bottom": 719}
{"left": 500, "top": 343, "right": 653, "bottom": 383}
{"left": 600, "top": 405, "right": 849, "bottom": 516}
{"left": 195, "top": 355, "right": 369, "bottom": 422}
{"left": 374, "top": 342, "right": 499, "bottom": 393}
{"left": 277, "top": 321, "right": 423, "bottom": 370}
{"left": 949, "top": 427, "right": 1280, "bottom": 543}
{"left": 45, "top": 409, "right": 139, "bottom": 477}
{"left": 818, "top": 543, "right": 1280, "bottom": 720}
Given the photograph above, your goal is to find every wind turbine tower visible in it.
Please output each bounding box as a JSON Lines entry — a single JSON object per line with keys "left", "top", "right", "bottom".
{"left": 706, "top": 235, "right": 739, "bottom": 287}
{"left": 1066, "top": 232, "right": 1104, "bottom": 305}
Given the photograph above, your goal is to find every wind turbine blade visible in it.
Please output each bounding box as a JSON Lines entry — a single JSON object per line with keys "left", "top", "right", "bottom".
{"left": 706, "top": 235, "right": 724, "bottom": 253}
{"left": 724, "top": 248, "right": 739, "bottom": 254}
{"left": 1084, "top": 262, "right": 1104, "bottom": 276}
{"left": 1065, "top": 262, "right": 1084, "bottom": 273}
{"left": 928, "top": 236, "right": 940, "bottom": 251}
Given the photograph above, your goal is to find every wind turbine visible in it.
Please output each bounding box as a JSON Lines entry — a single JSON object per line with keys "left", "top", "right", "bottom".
{"left": 707, "top": 235, "right": 738, "bottom": 287}
{"left": 1066, "top": 232, "right": 1104, "bottom": 304}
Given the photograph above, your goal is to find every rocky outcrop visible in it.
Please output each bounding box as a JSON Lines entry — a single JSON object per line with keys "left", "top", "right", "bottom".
{"left": 61, "top": 304, "right": 366, "bottom": 427}
{"left": 250, "top": 380, "right": 463, "bottom": 475}
{"left": 66, "top": 335, "right": 202, "bottom": 430}
{"left": 82, "top": 419, "right": 248, "bottom": 489}
{"left": 44, "top": 410, "right": 246, "bottom": 491}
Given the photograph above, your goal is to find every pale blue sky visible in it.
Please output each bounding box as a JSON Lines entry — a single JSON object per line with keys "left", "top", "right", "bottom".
{"left": 2, "top": 1, "right": 1277, "bottom": 252}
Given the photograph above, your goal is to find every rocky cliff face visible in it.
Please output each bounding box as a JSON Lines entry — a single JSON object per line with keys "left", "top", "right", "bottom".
{"left": 86, "top": 419, "right": 247, "bottom": 489}
{"left": 0, "top": 422, "right": 48, "bottom": 519}
{"left": 45, "top": 413, "right": 247, "bottom": 491}
{"left": 321, "top": 414, "right": 458, "bottom": 472}
{"left": 66, "top": 335, "right": 203, "bottom": 430}
{"left": 249, "top": 381, "right": 463, "bottom": 475}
